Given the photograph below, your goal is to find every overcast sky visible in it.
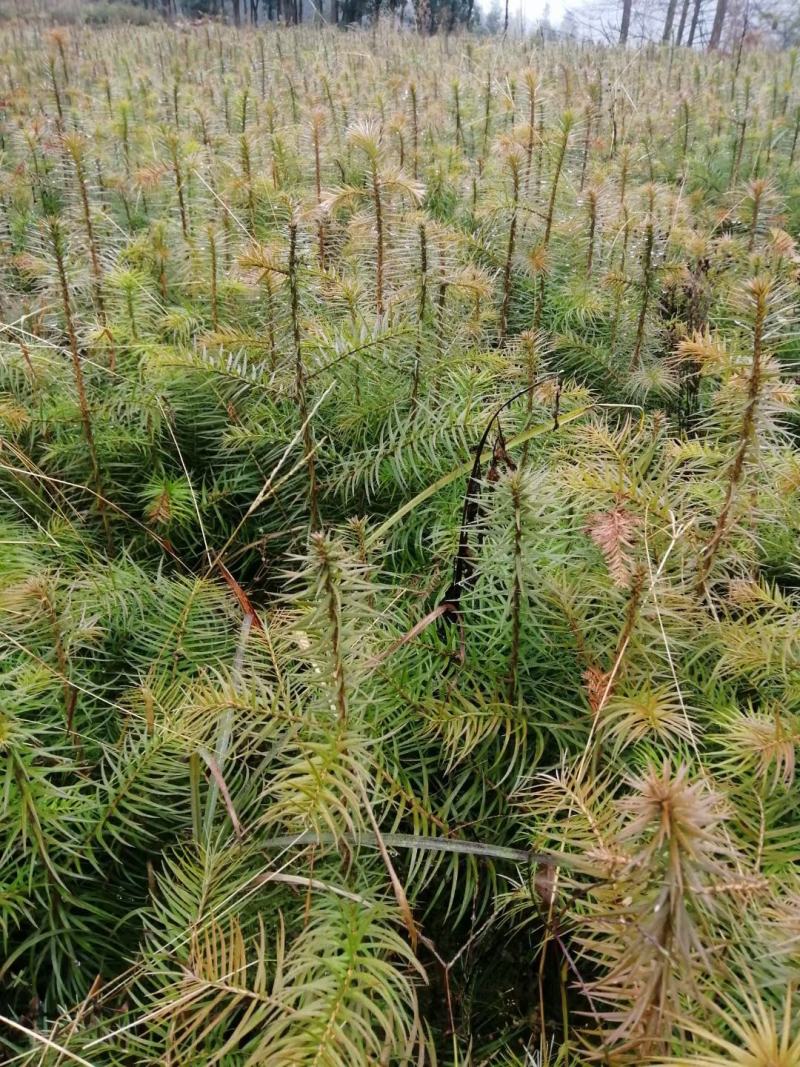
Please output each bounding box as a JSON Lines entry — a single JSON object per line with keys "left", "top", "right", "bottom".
{"left": 505, "top": 0, "right": 591, "bottom": 28}
{"left": 521, "top": 0, "right": 570, "bottom": 20}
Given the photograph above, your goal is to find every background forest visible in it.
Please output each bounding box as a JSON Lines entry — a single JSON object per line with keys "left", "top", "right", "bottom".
{"left": 4, "top": 0, "right": 800, "bottom": 50}
{"left": 1, "top": 13, "right": 800, "bottom": 1067}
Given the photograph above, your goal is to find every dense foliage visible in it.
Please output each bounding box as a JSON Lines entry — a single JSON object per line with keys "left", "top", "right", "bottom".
{"left": 1, "top": 21, "right": 800, "bottom": 1065}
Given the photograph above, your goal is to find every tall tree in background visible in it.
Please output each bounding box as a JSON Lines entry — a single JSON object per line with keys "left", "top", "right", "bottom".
{"left": 687, "top": 0, "right": 703, "bottom": 44}
{"left": 619, "top": 0, "right": 632, "bottom": 41}
{"left": 709, "top": 0, "right": 728, "bottom": 46}
{"left": 675, "top": 0, "right": 691, "bottom": 43}
{"left": 662, "top": 0, "right": 679, "bottom": 39}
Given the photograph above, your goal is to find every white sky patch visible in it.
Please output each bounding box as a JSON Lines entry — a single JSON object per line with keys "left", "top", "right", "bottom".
{"left": 481, "top": 0, "right": 594, "bottom": 29}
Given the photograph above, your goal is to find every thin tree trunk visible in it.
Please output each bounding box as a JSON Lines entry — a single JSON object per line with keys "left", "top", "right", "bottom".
{"left": 288, "top": 222, "right": 320, "bottom": 532}
{"left": 708, "top": 0, "right": 727, "bottom": 48}
{"left": 499, "top": 159, "right": 519, "bottom": 344}
{"left": 370, "top": 160, "right": 385, "bottom": 318}
{"left": 49, "top": 218, "right": 113, "bottom": 554}
{"left": 675, "top": 0, "right": 691, "bottom": 43}
{"left": 411, "top": 223, "right": 427, "bottom": 412}
{"left": 619, "top": 0, "right": 632, "bottom": 43}
{"left": 687, "top": 0, "right": 702, "bottom": 45}
{"left": 662, "top": 0, "right": 679, "bottom": 41}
